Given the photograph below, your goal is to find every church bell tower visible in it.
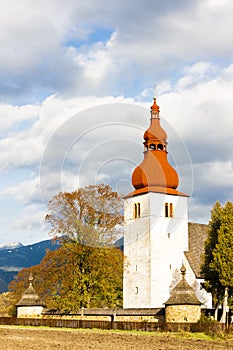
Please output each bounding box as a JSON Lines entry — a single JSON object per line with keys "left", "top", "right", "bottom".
{"left": 123, "top": 98, "right": 189, "bottom": 308}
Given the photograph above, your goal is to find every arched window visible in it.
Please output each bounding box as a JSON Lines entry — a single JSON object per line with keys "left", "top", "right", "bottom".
{"left": 157, "top": 143, "right": 163, "bottom": 150}
{"left": 165, "top": 202, "right": 173, "bottom": 218}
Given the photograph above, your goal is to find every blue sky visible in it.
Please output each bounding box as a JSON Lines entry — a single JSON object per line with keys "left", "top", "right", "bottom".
{"left": 0, "top": 0, "right": 233, "bottom": 245}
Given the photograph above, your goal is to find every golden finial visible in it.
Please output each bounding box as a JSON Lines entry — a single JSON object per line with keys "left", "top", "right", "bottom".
{"left": 29, "top": 272, "right": 34, "bottom": 286}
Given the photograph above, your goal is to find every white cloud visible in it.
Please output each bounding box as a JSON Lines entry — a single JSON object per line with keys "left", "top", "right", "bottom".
{"left": 0, "top": 95, "right": 142, "bottom": 208}
{"left": 192, "top": 161, "right": 233, "bottom": 200}
{"left": 159, "top": 63, "right": 233, "bottom": 166}
{"left": 11, "top": 204, "right": 47, "bottom": 231}
{"left": 1, "top": 177, "right": 41, "bottom": 204}
{"left": 75, "top": 43, "right": 116, "bottom": 81}
{"left": 1, "top": 62, "right": 233, "bottom": 228}
{"left": 0, "top": 104, "right": 40, "bottom": 133}
{"left": 0, "top": 0, "right": 233, "bottom": 243}
{"left": 0, "top": 95, "right": 135, "bottom": 171}
{"left": 176, "top": 62, "right": 218, "bottom": 90}
{"left": 0, "top": 7, "right": 63, "bottom": 76}
{"left": 188, "top": 160, "right": 233, "bottom": 223}
{"left": 1, "top": 1, "right": 233, "bottom": 101}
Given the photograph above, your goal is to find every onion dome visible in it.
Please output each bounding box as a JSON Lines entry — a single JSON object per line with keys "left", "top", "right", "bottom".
{"left": 132, "top": 97, "right": 179, "bottom": 193}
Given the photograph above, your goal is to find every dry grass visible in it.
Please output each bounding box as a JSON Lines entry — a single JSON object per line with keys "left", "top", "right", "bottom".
{"left": 0, "top": 325, "right": 233, "bottom": 350}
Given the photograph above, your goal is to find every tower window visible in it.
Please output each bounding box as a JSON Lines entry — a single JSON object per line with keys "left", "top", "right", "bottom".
{"left": 133, "top": 203, "right": 141, "bottom": 219}
{"left": 149, "top": 143, "right": 156, "bottom": 150}
{"left": 169, "top": 203, "right": 173, "bottom": 217}
{"left": 165, "top": 203, "right": 173, "bottom": 218}
{"left": 157, "top": 143, "right": 163, "bottom": 150}
{"left": 165, "top": 203, "right": 169, "bottom": 217}
{"left": 135, "top": 286, "right": 138, "bottom": 294}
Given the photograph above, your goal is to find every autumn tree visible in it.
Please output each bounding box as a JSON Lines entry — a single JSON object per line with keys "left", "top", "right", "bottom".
{"left": 9, "top": 184, "right": 124, "bottom": 313}
{"left": 45, "top": 184, "right": 123, "bottom": 246}
{"left": 0, "top": 292, "right": 16, "bottom": 316}
{"left": 9, "top": 241, "right": 123, "bottom": 312}
{"left": 201, "top": 201, "right": 233, "bottom": 322}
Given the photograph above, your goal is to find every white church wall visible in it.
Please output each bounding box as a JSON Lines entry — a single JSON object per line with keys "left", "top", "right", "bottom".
{"left": 123, "top": 191, "right": 190, "bottom": 308}
{"left": 195, "top": 279, "right": 212, "bottom": 309}
{"left": 183, "top": 256, "right": 212, "bottom": 309}
{"left": 149, "top": 193, "right": 189, "bottom": 307}
{"left": 123, "top": 193, "right": 152, "bottom": 308}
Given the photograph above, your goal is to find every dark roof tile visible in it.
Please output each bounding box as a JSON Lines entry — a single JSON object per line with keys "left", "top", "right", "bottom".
{"left": 185, "top": 222, "right": 209, "bottom": 278}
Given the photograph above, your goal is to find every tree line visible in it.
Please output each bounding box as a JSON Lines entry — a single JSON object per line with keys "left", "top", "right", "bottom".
{"left": 201, "top": 200, "right": 233, "bottom": 322}
{"left": 1, "top": 184, "right": 233, "bottom": 319}
{"left": 8, "top": 184, "right": 124, "bottom": 314}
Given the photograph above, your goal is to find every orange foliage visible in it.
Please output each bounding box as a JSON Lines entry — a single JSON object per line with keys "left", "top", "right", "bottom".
{"left": 9, "top": 241, "right": 123, "bottom": 312}
{"left": 45, "top": 184, "right": 123, "bottom": 246}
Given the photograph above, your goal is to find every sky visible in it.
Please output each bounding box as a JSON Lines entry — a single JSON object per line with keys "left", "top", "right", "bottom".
{"left": 0, "top": 0, "right": 233, "bottom": 246}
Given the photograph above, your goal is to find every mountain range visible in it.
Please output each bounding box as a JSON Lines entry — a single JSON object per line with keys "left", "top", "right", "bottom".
{"left": 0, "top": 239, "right": 60, "bottom": 293}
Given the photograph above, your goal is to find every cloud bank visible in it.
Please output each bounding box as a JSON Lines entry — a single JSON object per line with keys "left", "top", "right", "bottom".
{"left": 0, "top": 0, "right": 232, "bottom": 244}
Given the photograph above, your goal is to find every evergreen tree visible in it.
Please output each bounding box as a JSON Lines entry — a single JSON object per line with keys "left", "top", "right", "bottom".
{"left": 201, "top": 201, "right": 223, "bottom": 306}
{"left": 211, "top": 201, "right": 233, "bottom": 289}
{"left": 201, "top": 201, "right": 233, "bottom": 321}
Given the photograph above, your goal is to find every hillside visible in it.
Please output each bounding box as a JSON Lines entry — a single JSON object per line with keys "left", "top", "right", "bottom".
{"left": 0, "top": 239, "right": 60, "bottom": 293}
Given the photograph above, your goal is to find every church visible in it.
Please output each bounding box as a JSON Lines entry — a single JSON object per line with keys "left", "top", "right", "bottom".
{"left": 123, "top": 97, "right": 212, "bottom": 309}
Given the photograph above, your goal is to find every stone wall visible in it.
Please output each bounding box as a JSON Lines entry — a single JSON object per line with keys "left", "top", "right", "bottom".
{"left": 165, "top": 305, "right": 201, "bottom": 323}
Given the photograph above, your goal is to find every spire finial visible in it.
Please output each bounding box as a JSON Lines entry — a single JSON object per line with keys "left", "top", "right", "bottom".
{"left": 180, "top": 264, "right": 186, "bottom": 278}
{"left": 29, "top": 272, "right": 33, "bottom": 286}
{"left": 150, "top": 95, "right": 160, "bottom": 114}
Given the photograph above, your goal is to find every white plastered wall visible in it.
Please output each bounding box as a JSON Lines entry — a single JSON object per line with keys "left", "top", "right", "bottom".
{"left": 123, "top": 191, "right": 189, "bottom": 308}
{"left": 183, "top": 256, "right": 212, "bottom": 309}
{"left": 17, "top": 305, "right": 44, "bottom": 318}
{"left": 123, "top": 193, "right": 151, "bottom": 307}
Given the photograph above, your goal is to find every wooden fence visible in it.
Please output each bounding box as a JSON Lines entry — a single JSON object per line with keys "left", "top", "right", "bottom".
{"left": 0, "top": 317, "right": 231, "bottom": 333}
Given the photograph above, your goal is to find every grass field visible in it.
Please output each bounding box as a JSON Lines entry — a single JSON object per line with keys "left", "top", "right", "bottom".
{"left": 0, "top": 325, "right": 233, "bottom": 349}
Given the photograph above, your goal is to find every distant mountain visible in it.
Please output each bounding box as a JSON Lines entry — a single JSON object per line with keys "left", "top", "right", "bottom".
{"left": 0, "top": 270, "right": 16, "bottom": 293}
{"left": 115, "top": 237, "right": 123, "bottom": 252}
{"left": 0, "top": 242, "right": 23, "bottom": 251}
{"left": 0, "top": 239, "right": 60, "bottom": 293}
